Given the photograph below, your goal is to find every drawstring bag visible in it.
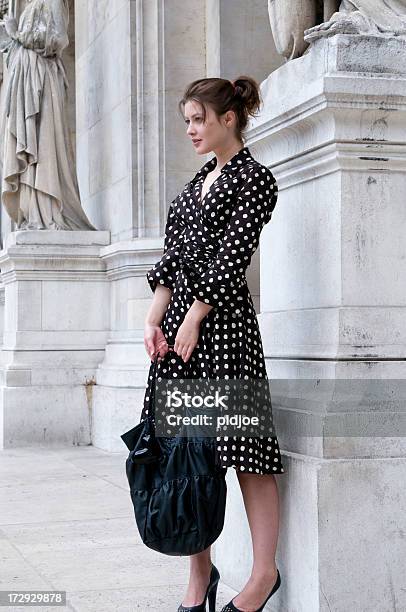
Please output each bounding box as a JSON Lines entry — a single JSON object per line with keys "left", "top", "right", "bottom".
{"left": 121, "top": 348, "right": 227, "bottom": 556}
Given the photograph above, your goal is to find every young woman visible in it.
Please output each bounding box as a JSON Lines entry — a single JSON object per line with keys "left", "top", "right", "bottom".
{"left": 143, "top": 77, "right": 284, "bottom": 612}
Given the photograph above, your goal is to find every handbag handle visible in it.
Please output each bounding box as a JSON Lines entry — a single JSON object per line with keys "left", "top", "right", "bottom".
{"left": 149, "top": 344, "right": 193, "bottom": 420}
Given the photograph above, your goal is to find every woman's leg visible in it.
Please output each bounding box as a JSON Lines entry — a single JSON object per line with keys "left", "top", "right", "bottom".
{"left": 232, "top": 472, "right": 280, "bottom": 611}
{"left": 181, "top": 546, "right": 213, "bottom": 607}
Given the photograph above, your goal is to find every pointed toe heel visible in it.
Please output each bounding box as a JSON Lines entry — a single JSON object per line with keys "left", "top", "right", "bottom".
{"left": 178, "top": 563, "right": 220, "bottom": 612}
{"left": 220, "top": 568, "right": 281, "bottom": 612}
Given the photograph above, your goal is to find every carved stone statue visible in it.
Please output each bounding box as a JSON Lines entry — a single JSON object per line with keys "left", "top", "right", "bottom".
{"left": 305, "top": 0, "right": 406, "bottom": 42}
{"left": 0, "top": 0, "right": 95, "bottom": 230}
{"left": 0, "top": 1, "right": 8, "bottom": 20}
{"left": 0, "top": 2, "right": 11, "bottom": 56}
{"left": 268, "top": 0, "right": 406, "bottom": 60}
{"left": 268, "top": 0, "right": 319, "bottom": 60}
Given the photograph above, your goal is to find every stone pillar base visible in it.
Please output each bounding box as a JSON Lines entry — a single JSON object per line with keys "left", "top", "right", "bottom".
{"left": 0, "top": 230, "right": 110, "bottom": 448}
{"left": 92, "top": 239, "right": 161, "bottom": 452}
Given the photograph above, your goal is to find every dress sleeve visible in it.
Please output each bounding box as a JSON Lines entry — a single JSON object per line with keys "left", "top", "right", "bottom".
{"left": 191, "top": 164, "right": 278, "bottom": 309}
{"left": 146, "top": 202, "right": 185, "bottom": 293}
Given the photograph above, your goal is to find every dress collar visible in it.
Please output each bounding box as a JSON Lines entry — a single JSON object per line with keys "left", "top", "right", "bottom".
{"left": 191, "top": 146, "right": 254, "bottom": 183}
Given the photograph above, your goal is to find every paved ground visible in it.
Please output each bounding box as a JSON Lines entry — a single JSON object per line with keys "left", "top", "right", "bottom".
{"left": 0, "top": 445, "right": 237, "bottom": 612}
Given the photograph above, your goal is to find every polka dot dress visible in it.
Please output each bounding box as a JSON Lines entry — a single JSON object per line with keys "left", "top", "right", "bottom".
{"left": 141, "top": 146, "right": 284, "bottom": 475}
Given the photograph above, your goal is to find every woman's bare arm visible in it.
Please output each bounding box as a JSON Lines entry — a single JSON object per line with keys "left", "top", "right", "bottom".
{"left": 185, "top": 299, "right": 213, "bottom": 324}
{"left": 145, "top": 284, "right": 172, "bottom": 326}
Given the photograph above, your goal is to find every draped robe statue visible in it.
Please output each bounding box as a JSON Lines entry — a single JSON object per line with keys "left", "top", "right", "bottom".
{"left": 0, "top": 0, "right": 95, "bottom": 230}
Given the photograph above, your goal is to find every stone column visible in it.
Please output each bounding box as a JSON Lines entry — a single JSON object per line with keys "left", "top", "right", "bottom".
{"left": 80, "top": 0, "right": 207, "bottom": 450}
{"left": 252, "top": 34, "right": 406, "bottom": 611}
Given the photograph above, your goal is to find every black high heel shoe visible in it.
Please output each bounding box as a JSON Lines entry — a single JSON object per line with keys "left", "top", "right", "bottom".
{"left": 220, "top": 568, "right": 281, "bottom": 612}
{"left": 178, "top": 563, "right": 220, "bottom": 612}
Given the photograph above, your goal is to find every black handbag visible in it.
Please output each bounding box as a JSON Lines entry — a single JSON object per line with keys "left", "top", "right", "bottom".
{"left": 121, "top": 349, "right": 227, "bottom": 556}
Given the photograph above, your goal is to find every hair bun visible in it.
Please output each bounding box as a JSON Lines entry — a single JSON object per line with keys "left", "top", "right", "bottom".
{"left": 232, "top": 76, "right": 261, "bottom": 117}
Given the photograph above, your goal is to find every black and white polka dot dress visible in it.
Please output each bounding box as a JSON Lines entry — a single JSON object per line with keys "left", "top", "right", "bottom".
{"left": 141, "top": 146, "right": 284, "bottom": 475}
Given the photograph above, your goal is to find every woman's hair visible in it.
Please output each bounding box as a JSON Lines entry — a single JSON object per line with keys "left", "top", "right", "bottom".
{"left": 178, "top": 76, "right": 262, "bottom": 143}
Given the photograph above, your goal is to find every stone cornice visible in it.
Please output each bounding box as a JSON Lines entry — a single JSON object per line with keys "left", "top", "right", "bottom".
{"left": 99, "top": 239, "right": 164, "bottom": 281}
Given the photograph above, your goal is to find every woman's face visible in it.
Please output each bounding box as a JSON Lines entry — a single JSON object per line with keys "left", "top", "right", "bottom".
{"left": 184, "top": 100, "right": 236, "bottom": 155}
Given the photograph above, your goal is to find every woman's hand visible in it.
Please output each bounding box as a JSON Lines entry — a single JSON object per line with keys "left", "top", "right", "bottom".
{"left": 144, "top": 324, "right": 171, "bottom": 362}
{"left": 174, "top": 316, "right": 201, "bottom": 363}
